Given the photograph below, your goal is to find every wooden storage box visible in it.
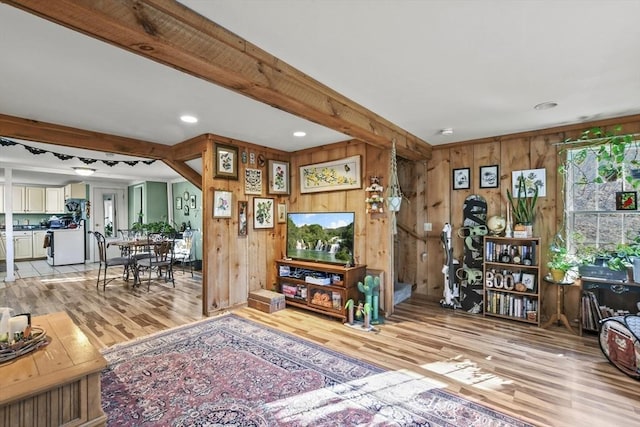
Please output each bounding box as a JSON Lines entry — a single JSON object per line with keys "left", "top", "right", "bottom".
{"left": 248, "top": 289, "right": 286, "bottom": 313}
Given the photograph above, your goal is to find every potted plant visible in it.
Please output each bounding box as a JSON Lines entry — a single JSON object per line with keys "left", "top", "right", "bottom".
{"left": 547, "top": 247, "right": 575, "bottom": 282}
{"left": 506, "top": 173, "right": 538, "bottom": 236}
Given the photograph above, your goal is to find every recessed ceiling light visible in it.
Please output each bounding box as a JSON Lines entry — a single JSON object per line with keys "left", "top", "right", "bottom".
{"left": 534, "top": 101, "right": 558, "bottom": 110}
{"left": 293, "top": 131, "right": 306, "bottom": 137}
{"left": 73, "top": 167, "right": 96, "bottom": 176}
{"left": 180, "top": 115, "right": 198, "bottom": 124}
{"left": 440, "top": 128, "right": 454, "bottom": 136}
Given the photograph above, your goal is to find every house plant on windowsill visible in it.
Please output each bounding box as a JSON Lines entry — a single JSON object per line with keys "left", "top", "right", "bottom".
{"left": 506, "top": 173, "right": 539, "bottom": 237}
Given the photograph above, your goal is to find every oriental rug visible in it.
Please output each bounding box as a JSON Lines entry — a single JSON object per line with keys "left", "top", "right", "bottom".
{"left": 101, "top": 313, "right": 533, "bottom": 426}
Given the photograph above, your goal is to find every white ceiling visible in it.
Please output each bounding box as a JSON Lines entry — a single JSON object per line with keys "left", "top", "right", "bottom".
{"left": 2, "top": 0, "right": 640, "bottom": 186}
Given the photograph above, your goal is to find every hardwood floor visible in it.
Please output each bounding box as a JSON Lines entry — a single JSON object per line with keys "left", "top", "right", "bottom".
{"left": 2, "top": 267, "right": 638, "bottom": 427}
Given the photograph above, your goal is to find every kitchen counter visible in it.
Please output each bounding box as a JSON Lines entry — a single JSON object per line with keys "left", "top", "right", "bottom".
{"left": 0, "top": 225, "right": 48, "bottom": 231}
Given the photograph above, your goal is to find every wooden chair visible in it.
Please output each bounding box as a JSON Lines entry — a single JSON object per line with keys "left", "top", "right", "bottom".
{"left": 90, "top": 231, "right": 132, "bottom": 291}
{"left": 134, "top": 233, "right": 175, "bottom": 291}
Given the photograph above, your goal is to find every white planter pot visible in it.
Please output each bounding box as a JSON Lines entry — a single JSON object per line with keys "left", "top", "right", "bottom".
{"left": 388, "top": 196, "right": 402, "bottom": 212}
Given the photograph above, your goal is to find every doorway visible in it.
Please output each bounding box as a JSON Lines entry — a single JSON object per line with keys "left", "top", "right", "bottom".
{"left": 91, "top": 187, "right": 127, "bottom": 261}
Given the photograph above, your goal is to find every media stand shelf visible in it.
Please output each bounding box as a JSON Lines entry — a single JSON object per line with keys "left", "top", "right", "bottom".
{"left": 276, "top": 259, "right": 366, "bottom": 321}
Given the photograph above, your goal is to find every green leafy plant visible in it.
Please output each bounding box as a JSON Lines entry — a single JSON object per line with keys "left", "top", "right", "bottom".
{"left": 562, "top": 125, "right": 640, "bottom": 188}
{"left": 506, "top": 173, "right": 538, "bottom": 224}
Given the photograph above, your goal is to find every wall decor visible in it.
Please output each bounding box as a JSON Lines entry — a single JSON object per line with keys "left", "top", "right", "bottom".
{"left": 277, "top": 203, "right": 287, "bottom": 223}
{"left": 253, "top": 197, "right": 274, "bottom": 229}
{"left": 183, "top": 205, "right": 189, "bottom": 216}
{"left": 213, "top": 190, "right": 233, "bottom": 218}
{"left": 479, "top": 165, "right": 499, "bottom": 188}
{"left": 214, "top": 144, "right": 239, "bottom": 180}
{"left": 268, "top": 160, "right": 290, "bottom": 195}
{"left": 189, "top": 195, "right": 197, "bottom": 209}
{"left": 244, "top": 168, "right": 263, "bottom": 195}
{"left": 452, "top": 167, "right": 470, "bottom": 190}
{"left": 238, "top": 201, "right": 248, "bottom": 236}
{"left": 616, "top": 191, "right": 637, "bottom": 210}
{"left": 511, "top": 168, "right": 546, "bottom": 197}
{"left": 300, "top": 155, "right": 361, "bottom": 193}
{"left": 521, "top": 273, "right": 536, "bottom": 291}
{"left": 175, "top": 197, "right": 182, "bottom": 210}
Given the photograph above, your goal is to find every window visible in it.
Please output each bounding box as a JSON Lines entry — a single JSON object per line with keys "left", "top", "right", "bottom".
{"left": 566, "top": 144, "right": 640, "bottom": 253}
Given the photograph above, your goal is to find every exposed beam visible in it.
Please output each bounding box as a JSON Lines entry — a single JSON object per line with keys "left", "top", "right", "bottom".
{"left": 3, "top": 0, "right": 432, "bottom": 161}
{"left": 0, "top": 113, "right": 170, "bottom": 158}
{"left": 162, "top": 158, "right": 202, "bottom": 189}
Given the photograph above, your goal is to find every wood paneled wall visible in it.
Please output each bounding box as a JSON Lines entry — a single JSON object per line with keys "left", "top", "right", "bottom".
{"left": 400, "top": 114, "right": 640, "bottom": 324}
{"left": 201, "top": 137, "right": 394, "bottom": 316}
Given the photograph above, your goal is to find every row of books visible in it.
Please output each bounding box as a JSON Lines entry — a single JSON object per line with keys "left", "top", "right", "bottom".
{"left": 485, "top": 290, "right": 538, "bottom": 319}
{"left": 581, "top": 291, "right": 630, "bottom": 331}
{"left": 484, "top": 241, "right": 537, "bottom": 265}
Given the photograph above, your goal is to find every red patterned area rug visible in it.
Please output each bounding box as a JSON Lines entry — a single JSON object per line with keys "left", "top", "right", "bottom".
{"left": 101, "top": 313, "right": 533, "bottom": 426}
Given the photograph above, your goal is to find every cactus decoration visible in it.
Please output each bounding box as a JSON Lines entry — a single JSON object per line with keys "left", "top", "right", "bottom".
{"left": 357, "top": 275, "right": 381, "bottom": 324}
{"left": 344, "top": 299, "right": 355, "bottom": 324}
{"left": 363, "top": 303, "right": 372, "bottom": 329}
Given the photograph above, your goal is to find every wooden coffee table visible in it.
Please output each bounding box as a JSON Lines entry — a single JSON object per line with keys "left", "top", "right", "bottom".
{"left": 0, "top": 311, "right": 107, "bottom": 426}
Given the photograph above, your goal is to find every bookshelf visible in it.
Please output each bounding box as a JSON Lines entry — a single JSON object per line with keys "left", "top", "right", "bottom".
{"left": 580, "top": 278, "right": 640, "bottom": 334}
{"left": 483, "top": 236, "right": 541, "bottom": 325}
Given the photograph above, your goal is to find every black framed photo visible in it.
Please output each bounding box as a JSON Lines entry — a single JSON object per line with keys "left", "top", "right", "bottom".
{"left": 479, "top": 165, "right": 499, "bottom": 188}
{"left": 616, "top": 191, "right": 637, "bottom": 210}
{"left": 452, "top": 167, "right": 470, "bottom": 190}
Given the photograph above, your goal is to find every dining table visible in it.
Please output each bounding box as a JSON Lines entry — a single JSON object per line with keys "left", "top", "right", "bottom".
{"left": 107, "top": 237, "right": 162, "bottom": 287}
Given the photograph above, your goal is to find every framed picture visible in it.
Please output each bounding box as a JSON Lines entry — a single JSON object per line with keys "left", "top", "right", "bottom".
{"left": 183, "top": 205, "right": 189, "bottom": 216}
{"left": 522, "top": 273, "right": 536, "bottom": 291}
{"left": 213, "top": 190, "right": 233, "bottom": 218}
{"left": 175, "top": 197, "right": 182, "bottom": 210}
{"left": 189, "top": 195, "right": 197, "bottom": 209}
{"left": 479, "top": 165, "right": 499, "bottom": 188}
{"left": 268, "top": 160, "right": 290, "bottom": 195}
{"left": 616, "top": 191, "right": 637, "bottom": 210}
{"left": 512, "top": 168, "right": 546, "bottom": 197}
{"left": 214, "top": 143, "right": 239, "bottom": 180}
{"left": 253, "top": 197, "right": 274, "bottom": 229}
{"left": 300, "top": 155, "right": 361, "bottom": 193}
{"left": 452, "top": 167, "right": 470, "bottom": 190}
{"left": 244, "top": 168, "right": 263, "bottom": 195}
{"left": 238, "top": 201, "right": 248, "bottom": 236}
{"left": 277, "top": 203, "right": 287, "bottom": 223}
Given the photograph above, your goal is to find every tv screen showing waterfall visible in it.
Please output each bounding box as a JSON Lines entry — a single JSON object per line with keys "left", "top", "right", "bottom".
{"left": 286, "top": 212, "right": 355, "bottom": 265}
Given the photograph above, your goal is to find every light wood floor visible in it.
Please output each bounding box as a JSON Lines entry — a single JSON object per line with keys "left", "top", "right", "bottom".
{"left": 2, "top": 267, "right": 639, "bottom": 427}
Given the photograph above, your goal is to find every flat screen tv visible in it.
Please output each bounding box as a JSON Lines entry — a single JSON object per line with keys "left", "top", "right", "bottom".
{"left": 286, "top": 212, "right": 355, "bottom": 265}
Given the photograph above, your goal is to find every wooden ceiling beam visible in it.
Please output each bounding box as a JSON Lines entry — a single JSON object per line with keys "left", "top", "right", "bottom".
{"left": 4, "top": 0, "right": 432, "bottom": 161}
{"left": 0, "top": 113, "right": 170, "bottom": 159}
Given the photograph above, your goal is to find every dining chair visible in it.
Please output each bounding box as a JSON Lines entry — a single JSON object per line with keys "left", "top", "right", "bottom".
{"left": 135, "top": 232, "right": 176, "bottom": 291}
{"left": 173, "top": 230, "right": 194, "bottom": 277}
{"left": 91, "top": 231, "right": 132, "bottom": 291}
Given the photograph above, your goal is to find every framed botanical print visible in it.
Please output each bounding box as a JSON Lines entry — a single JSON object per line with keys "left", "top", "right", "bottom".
{"left": 452, "top": 167, "right": 470, "bottom": 190}
{"left": 300, "top": 155, "right": 361, "bottom": 193}
{"left": 268, "top": 160, "right": 290, "bottom": 194}
{"left": 244, "top": 168, "right": 263, "bottom": 195}
{"left": 214, "top": 143, "right": 239, "bottom": 180}
{"left": 213, "top": 190, "right": 233, "bottom": 218}
{"left": 277, "top": 203, "right": 287, "bottom": 223}
{"left": 253, "top": 197, "right": 274, "bottom": 229}
{"left": 189, "top": 194, "right": 197, "bottom": 209}
{"left": 175, "top": 197, "right": 182, "bottom": 210}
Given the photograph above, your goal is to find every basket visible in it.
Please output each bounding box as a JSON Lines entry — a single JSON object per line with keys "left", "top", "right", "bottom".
{"left": 0, "top": 327, "right": 48, "bottom": 364}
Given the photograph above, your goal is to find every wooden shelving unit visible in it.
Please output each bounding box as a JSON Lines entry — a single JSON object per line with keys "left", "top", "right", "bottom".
{"left": 275, "top": 259, "right": 366, "bottom": 321}
{"left": 483, "top": 236, "right": 541, "bottom": 326}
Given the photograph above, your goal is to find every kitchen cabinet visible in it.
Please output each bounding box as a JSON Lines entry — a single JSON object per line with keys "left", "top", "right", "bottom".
{"left": 45, "top": 187, "right": 65, "bottom": 213}
{"left": 0, "top": 231, "right": 32, "bottom": 260}
{"left": 64, "top": 183, "right": 86, "bottom": 200}
{"left": 0, "top": 185, "right": 3, "bottom": 213}
{"left": 32, "top": 230, "right": 48, "bottom": 258}
{"left": 25, "top": 186, "right": 45, "bottom": 213}
{"left": 12, "top": 186, "right": 25, "bottom": 212}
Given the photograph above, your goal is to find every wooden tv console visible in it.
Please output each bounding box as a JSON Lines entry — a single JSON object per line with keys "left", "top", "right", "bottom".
{"left": 276, "top": 259, "right": 366, "bottom": 321}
